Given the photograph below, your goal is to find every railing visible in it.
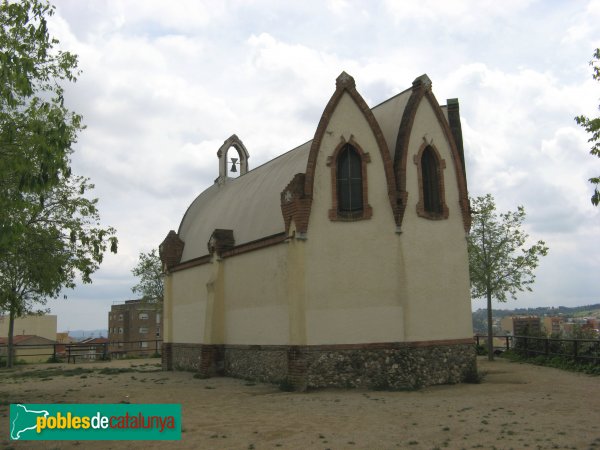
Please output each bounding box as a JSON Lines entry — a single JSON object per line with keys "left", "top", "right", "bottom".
{"left": 513, "top": 335, "right": 600, "bottom": 364}
{"left": 105, "top": 340, "right": 163, "bottom": 360}
{"left": 0, "top": 339, "right": 162, "bottom": 365}
{"left": 474, "top": 335, "right": 512, "bottom": 352}
{"left": 474, "top": 334, "right": 600, "bottom": 364}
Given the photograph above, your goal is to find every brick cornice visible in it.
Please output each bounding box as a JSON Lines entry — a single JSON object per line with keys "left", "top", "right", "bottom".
{"left": 168, "top": 232, "right": 287, "bottom": 273}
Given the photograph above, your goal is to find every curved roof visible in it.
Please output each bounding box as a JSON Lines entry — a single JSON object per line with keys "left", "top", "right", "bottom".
{"left": 176, "top": 78, "right": 452, "bottom": 263}
{"left": 178, "top": 140, "right": 311, "bottom": 262}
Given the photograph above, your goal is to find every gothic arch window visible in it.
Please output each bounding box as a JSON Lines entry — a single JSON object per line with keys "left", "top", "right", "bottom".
{"left": 338, "top": 145, "right": 362, "bottom": 213}
{"left": 328, "top": 139, "right": 372, "bottom": 221}
{"left": 414, "top": 143, "right": 449, "bottom": 220}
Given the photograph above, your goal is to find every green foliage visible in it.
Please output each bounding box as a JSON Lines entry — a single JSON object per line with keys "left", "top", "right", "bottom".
{"left": 0, "top": 0, "right": 117, "bottom": 367}
{"left": 570, "top": 324, "right": 598, "bottom": 340}
{"left": 0, "top": 0, "right": 82, "bottom": 249}
{"left": 1, "top": 175, "right": 118, "bottom": 312}
{"left": 475, "top": 344, "right": 487, "bottom": 356}
{"left": 468, "top": 194, "right": 549, "bottom": 303}
{"left": 574, "top": 48, "right": 600, "bottom": 206}
{"left": 131, "top": 249, "right": 164, "bottom": 303}
{"left": 46, "top": 355, "right": 61, "bottom": 363}
{"left": 502, "top": 350, "right": 600, "bottom": 376}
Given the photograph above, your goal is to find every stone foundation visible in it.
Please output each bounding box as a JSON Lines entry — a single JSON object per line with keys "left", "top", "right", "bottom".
{"left": 223, "top": 345, "right": 287, "bottom": 382}
{"left": 163, "top": 339, "right": 476, "bottom": 390}
{"left": 303, "top": 342, "right": 476, "bottom": 389}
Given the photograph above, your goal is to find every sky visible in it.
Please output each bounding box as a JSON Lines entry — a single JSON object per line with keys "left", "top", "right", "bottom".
{"left": 39, "top": 0, "right": 600, "bottom": 331}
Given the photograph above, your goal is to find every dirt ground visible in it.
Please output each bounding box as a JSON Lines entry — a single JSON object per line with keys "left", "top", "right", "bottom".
{"left": 1, "top": 356, "right": 599, "bottom": 450}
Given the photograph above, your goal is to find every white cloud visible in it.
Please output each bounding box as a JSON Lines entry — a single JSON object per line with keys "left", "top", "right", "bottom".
{"left": 383, "top": 0, "right": 535, "bottom": 30}
{"left": 562, "top": 0, "right": 600, "bottom": 44}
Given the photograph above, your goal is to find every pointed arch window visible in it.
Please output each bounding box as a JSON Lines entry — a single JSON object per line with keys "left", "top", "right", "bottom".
{"left": 422, "top": 147, "right": 441, "bottom": 214}
{"left": 414, "top": 143, "right": 449, "bottom": 220}
{"left": 328, "top": 139, "right": 372, "bottom": 221}
{"left": 338, "top": 145, "right": 363, "bottom": 214}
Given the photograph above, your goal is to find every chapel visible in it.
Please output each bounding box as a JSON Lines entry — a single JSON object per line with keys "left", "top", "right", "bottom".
{"left": 159, "top": 72, "right": 475, "bottom": 390}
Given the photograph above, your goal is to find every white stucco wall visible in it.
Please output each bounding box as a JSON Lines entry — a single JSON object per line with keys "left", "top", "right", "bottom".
{"left": 400, "top": 97, "right": 472, "bottom": 341}
{"left": 168, "top": 264, "right": 211, "bottom": 344}
{"left": 304, "top": 92, "right": 405, "bottom": 345}
{"left": 222, "top": 244, "right": 289, "bottom": 345}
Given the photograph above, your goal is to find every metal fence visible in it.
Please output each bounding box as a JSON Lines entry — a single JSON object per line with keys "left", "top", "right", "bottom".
{"left": 0, "top": 340, "right": 162, "bottom": 365}
{"left": 474, "top": 335, "right": 512, "bottom": 353}
{"left": 474, "top": 334, "right": 600, "bottom": 364}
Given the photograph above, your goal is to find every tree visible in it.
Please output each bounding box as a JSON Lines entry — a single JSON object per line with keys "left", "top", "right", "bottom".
{"left": 575, "top": 48, "right": 600, "bottom": 206}
{"left": 0, "top": 0, "right": 117, "bottom": 367}
{"left": 131, "top": 249, "right": 164, "bottom": 303}
{"left": 467, "top": 194, "right": 548, "bottom": 361}
{"left": 1, "top": 0, "right": 82, "bottom": 247}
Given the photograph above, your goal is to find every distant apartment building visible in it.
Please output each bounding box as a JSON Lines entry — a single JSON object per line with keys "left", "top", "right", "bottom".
{"left": 543, "top": 316, "right": 562, "bottom": 336}
{"left": 0, "top": 335, "right": 56, "bottom": 363}
{"left": 108, "top": 300, "right": 162, "bottom": 357}
{"left": 0, "top": 314, "right": 57, "bottom": 341}
{"left": 500, "top": 316, "right": 541, "bottom": 336}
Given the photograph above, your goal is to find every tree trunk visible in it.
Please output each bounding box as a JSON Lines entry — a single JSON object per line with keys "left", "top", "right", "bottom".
{"left": 486, "top": 289, "right": 494, "bottom": 361}
{"left": 7, "top": 303, "right": 15, "bottom": 368}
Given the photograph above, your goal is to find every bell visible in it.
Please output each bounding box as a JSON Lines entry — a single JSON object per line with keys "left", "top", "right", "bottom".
{"left": 230, "top": 157, "right": 238, "bottom": 173}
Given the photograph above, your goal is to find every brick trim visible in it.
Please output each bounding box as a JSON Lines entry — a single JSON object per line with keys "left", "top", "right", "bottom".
{"left": 303, "top": 72, "right": 398, "bottom": 232}
{"left": 169, "top": 232, "right": 287, "bottom": 272}
{"left": 327, "top": 136, "right": 373, "bottom": 221}
{"left": 280, "top": 173, "right": 311, "bottom": 235}
{"left": 221, "top": 232, "right": 287, "bottom": 258}
{"left": 413, "top": 141, "right": 449, "bottom": 220}
{"left": 162, "top": 342, "right": 173, "bottom": 370}
{"left": 207, "top": 229, "right": 235, "bottom": 256}
{"left": 394, "top": 77, "right": 471, "bottom": 231}
{"left": 215, "top": 338, "right": 473, "bottom": 352}
{"left": 159, "top": 230, "right": 185, "bottom": 271}
{"left": 169, "top": 255, "right": 212, "bottom": 272}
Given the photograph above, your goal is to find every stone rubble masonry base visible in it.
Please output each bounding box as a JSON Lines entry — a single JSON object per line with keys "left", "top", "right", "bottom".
{"left": 163, "top": 340, "right": 476, "bottom": 390}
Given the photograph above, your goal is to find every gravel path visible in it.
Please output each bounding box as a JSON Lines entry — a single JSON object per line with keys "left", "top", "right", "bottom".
{"left": 1, "top": 356, "right": 598, "bottom": 449}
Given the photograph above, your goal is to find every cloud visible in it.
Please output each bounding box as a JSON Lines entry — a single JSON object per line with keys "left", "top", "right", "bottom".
{"left": 562, "top": 0, "right": 600, "bottom": 44}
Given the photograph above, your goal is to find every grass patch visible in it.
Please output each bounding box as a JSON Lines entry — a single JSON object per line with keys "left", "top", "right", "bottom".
{"left": 501, "top": 350, "right": 600, "bottom": 375}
